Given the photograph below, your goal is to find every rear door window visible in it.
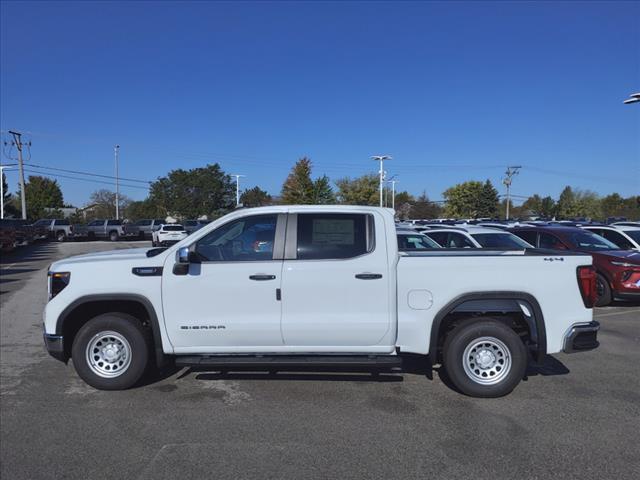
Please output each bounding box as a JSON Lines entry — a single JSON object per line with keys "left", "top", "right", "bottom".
{"left": 296, "top": 213, "right": 371, "bottom": 260}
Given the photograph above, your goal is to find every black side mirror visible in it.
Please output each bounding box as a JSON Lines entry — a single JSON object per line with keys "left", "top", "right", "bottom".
{"left": 174, "top": 247, "right": 191, "bottom": 275}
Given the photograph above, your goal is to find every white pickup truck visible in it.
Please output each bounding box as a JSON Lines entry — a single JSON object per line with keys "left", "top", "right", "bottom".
{"left": 43, "top": 206, "right": 600, "bottom": 397}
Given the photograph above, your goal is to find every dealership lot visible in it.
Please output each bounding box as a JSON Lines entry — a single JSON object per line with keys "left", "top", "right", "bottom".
{"left": 1, "top": 241, "right": 639, "bottom": 480}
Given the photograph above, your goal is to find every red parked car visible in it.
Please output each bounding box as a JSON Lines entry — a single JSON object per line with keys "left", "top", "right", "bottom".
{"left": 508, "top": 225, "right": 640, "bottom": 306}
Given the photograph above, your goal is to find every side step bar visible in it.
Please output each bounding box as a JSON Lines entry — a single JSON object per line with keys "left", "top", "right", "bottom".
{"left": 174, "top": 355, "right": 403, "bottom": 370}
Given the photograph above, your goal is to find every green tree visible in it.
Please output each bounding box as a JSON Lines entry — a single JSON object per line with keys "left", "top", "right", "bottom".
{"left": 600, "top": 193, "right": 625, "bottom": 219}
{"left": 126, "top": 198, "right": 164, "bottom": 220}
{"left": 521, "top": 194, "right": 556, "bottom": 218}
{"left": 479, "top": 180, "right": 499, "bottom": 217}
{"left": 149, "top": 163, "right": 235, "bottom": 218}
{"left": 240, "top": 186, "right": 272, "bottom": 207}
{"left": 539, "top": 196, "right": 556, "bottom": 218}
{"left": 281, "top": 157, "right": 334, "bottom": 204}
{"left": 410, "top": 192, "right": 443, "bottom": 219}
{"left": 335, "top": 174, "right": 379, "bottom": 205}
{"left": 443, "top": 180, "right": 498, "bottom": 218}
{"left": 555, "top": 186, "right": 576, "bottom": 219}
{"left": 15, "top": 175, "right": 64, "bottom": 220}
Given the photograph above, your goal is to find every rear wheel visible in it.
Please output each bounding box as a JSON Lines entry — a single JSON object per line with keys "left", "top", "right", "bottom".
{"left": 595, "top": 273, "right": 612, "bottom": 307}
{"left": 71, "top": 313, "right": 151, "bottom": 390}
{"left": 442, "top": 319, "right": 527, "bottom": 398}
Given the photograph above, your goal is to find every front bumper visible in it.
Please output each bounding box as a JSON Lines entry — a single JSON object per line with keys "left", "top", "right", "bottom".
{"left": 44, "top": 333, "right": 66, "bottom": 362}
{"left": 563, "top": 321, "right": 600, "bottom": 353}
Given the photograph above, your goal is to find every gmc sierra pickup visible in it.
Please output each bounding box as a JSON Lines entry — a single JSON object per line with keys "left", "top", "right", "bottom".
{"left": 43, "top": 206, "right": 600, "bottom": 397}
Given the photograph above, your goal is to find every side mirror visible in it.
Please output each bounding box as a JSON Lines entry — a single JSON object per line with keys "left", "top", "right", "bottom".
{"left": 177, "top": 247, "right": 190, "bottom": 264}
{"left": 173, "top": 247, "right": 191, "bottom": 275}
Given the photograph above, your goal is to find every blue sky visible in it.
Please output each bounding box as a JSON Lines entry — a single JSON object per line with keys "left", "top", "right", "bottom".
{"left": 1, "top": 0, "right": 638, "bottom": 207}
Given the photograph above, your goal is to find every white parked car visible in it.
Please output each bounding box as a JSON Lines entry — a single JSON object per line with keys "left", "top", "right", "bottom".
{"left": 151, "top": 224, "right": 188, "bottom": 247}
{"left": 422, "top": 226, "right": 534, "bottom": 249}
{"left": 581, "top": 225, "right": 640, "bottom": 251}
{"left": 43, "top": 206, "right": 598, "bottom": 398}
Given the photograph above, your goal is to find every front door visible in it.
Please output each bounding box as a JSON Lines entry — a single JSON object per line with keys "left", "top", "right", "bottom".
{"left": 162, "top": 213, "right": 285, "bottom": 351}
{"left": 280, "top": 212, "right": 393, "bottom": 349}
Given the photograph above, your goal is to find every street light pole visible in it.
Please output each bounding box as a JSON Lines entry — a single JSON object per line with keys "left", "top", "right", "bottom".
{"left": 387, "top": 175, "right": 398, "bottom": 210}
{"left": 371, "top": 155, "right": 392, "bottom": 207}
{"left": 114, "top": 145, "right": 120, "bottom": 220}
{"left": 231, "top": 174, "right": 245, "bottom": 207}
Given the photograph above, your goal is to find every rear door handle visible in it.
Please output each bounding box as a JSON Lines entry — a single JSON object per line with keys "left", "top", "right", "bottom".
{"left": 355, "top": 273, "right": 383, "bottom": 280}
{"left": 249, "top": 274, "right": 276, "bottom": 281}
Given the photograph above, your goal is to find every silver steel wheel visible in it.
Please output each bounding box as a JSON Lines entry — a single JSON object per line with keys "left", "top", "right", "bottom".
{"left": 85, "top": 331, "right": 132, "bottom": 378}
{"left": 462, "top": 336, "right": 512, "bottom": 385}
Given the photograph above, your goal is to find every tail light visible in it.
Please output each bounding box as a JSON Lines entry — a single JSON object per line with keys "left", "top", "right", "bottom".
{"left": 577, "top": 266, "right": 597, "bottom": 308}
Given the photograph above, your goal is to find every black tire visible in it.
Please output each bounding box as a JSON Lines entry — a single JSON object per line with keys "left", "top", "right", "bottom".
{"left": 71, "top": 313, "right": 151, "bottom": 390}
{"left": 56, "top": 231, "right": 66, "bottom": 242}
{"left": 442, "top": 319, "right": 527, "bottom": 398}
{"left": 595, "top": 273, "right": 612, "bottom": 307}
{"left": 109, "top": 230, "right": 119, "bottom": 242}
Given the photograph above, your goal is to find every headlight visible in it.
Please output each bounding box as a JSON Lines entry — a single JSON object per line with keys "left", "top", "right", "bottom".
{"left": 48, "top": 271, "right": 70, "bottom": 300}
{"left": 610, "top": 261, "right": 639, "bottom": 268}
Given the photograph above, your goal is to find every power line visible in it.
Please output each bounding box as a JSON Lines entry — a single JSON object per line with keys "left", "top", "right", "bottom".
{"left": 21, "top": 168, "right": 150, "bottom": 190}
{"left": 23, "top": 162, "right": 151, "bottom": 184}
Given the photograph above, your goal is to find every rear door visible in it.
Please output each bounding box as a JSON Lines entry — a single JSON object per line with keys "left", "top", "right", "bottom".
{"left": 280, "top": 211, "right": 393, "bottom": 349}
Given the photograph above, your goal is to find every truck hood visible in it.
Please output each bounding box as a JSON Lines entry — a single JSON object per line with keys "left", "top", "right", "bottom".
{"left": 592, "top": 250, "right": 640, "bottom": 264}
{"left": 49, "top": 247, "right": 163, "bottom": 270}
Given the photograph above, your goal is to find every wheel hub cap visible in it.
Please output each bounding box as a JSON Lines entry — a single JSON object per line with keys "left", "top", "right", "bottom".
{"left": 462, "top": 336, "right": 512, "bottom": 385}
{"left": 85, "top": 331, "right": 132, "bottom": 378}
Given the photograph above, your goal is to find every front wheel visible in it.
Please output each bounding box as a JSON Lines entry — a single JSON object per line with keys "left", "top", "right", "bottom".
{"left": 109, "top": 230, "right": 119, "bottom": 242}
{"left": 56, "top": 231, "right": 66, "bottom": 242}
{"left": 442, "top": 319, "right": 527, "bottom": 398}
{"left": 71, "top": 313, "right": 151, "bottom": 390}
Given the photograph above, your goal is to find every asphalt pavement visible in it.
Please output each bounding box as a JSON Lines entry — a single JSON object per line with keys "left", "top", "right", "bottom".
{"left": 1, "top": 241, "right": 639, "bottom": 479}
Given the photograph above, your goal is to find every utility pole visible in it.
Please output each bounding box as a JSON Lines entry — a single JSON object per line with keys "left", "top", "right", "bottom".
{"left": 371, "top": 155, "right": 392, "bottom": 207}
{"left": 502, "top": 166, "right": 521, "bottom": 221}
{"left": 114, "top": 145, "right": 120, "bottom": 220}
{"left": 0, "top": 165, "right": 14, "bottom": 220}
{"left": 8, "top": 131, "right": 27, "bottom": 219}
{"left": 231, "top": 174, "right": 245, "bottom": 207}
{"left": 388, "top": 176, "right": 398, "bottom": 210}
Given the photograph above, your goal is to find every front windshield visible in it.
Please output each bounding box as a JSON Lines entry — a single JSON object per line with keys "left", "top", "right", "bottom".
{"left": 398, "top": 233, "right": 441, "bottom": 250}
{"left": 471, "top": 233, "right": 531, "bottom": 249}
{"left": 569, "top": 231, "right": 619, "bottom": 251}
{"left": 623, "top": 230, "right": 640, "bottom": 244}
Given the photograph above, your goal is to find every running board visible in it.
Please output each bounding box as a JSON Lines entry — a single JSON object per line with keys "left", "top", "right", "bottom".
{"left": 174, "top": 355, "right": 403, "bottom": 370}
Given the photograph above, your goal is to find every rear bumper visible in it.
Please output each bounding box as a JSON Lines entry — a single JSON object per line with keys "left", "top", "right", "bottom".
{"left": 43, "top": 333, "right": 66, "bottom": 362}
{"left": 563, "top": 321, "right": 600, "bottom": 353}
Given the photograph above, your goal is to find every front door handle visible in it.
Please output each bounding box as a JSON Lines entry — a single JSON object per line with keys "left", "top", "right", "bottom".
{"left": 249, "top": 274, "right": 276, "bottom": 281}
{"left": 355, "top": 273, "right": 383, "bottom": 280}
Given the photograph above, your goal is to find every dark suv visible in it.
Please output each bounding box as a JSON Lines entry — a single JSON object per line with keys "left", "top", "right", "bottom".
{"left": 508, "top": 225, "right": 640, "bottom": 306}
